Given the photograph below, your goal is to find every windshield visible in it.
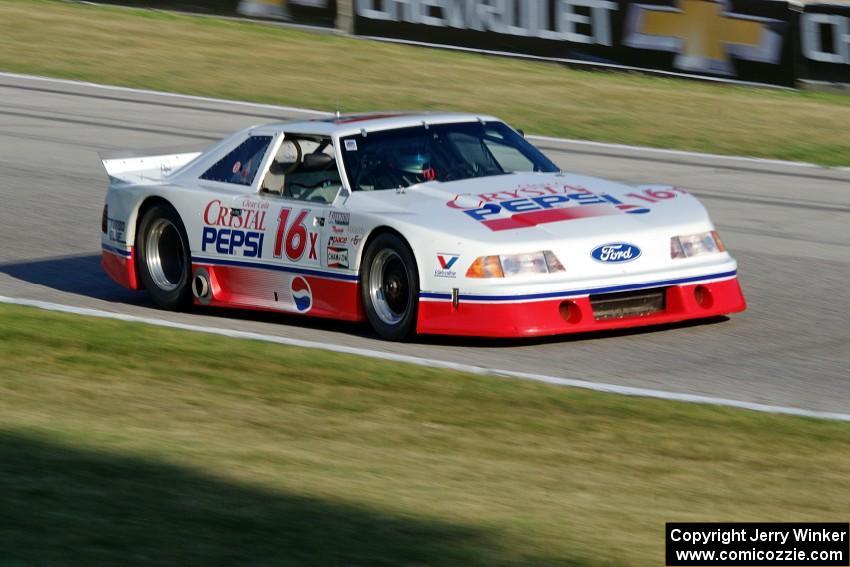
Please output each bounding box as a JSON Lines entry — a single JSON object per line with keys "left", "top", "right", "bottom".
{"left": 339, "top": 121, "right": 559, "bottom": 191}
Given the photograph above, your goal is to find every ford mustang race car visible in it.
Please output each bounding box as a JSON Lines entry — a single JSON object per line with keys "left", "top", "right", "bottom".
{"left": 101, "top": 112, "right": 746, "bottom": 340}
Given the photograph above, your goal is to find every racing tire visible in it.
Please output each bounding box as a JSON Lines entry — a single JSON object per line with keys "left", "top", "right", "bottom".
{"left": 360, "top": 233, "right": 419, "bottom": 341}
{"left": 136, "top": 203, "right": 193, "bottom": 311}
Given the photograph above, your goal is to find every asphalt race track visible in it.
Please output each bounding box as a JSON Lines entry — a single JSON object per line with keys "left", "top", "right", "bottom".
{"left": 2, "top": 73, "right": 849, "bottom": 414}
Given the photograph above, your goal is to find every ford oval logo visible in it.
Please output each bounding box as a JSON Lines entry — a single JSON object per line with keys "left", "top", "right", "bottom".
{"left": 591, "top": 243, "right": 641, "bottom": 263}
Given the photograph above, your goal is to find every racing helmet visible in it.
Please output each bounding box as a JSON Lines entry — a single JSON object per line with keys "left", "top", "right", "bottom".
{"left": 393, "top": 147, "right": 436, "bottom": 180}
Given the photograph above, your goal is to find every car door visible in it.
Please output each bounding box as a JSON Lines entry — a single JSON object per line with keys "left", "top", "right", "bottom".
{"left": 193, "top": 131, "right": 355, "bottom": 316}
{"left": 250, "top": 133, "right": 351, "bottom": 316}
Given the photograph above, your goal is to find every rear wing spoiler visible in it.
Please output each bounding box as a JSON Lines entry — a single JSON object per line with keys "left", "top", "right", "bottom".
{"left": 99, "top": 150, "right": 202, "bottom": 185}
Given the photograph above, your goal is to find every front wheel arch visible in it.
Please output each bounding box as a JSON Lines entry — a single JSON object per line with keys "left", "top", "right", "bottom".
{"left": 358, "top": 229, "right": 420, "bottom": 340}
{"left": 357, "top": 226, "right": 424, "bottom": 297}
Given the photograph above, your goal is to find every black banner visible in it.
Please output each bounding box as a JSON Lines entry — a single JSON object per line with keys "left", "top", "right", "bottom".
{"left": 95, "top": 0, "right": 239, "bottom": 15}
{"left": 798, "top": 3, "right": 850, "bottom": 84}
{"left": 238, "top": 0, "right": 337, "bottom": 26}
{"left": 352, "top": 0, "right": 798, "bottom": 86}
{"left": 666, "top": 523, "right": 850, "bottom": 566}
{"left": 95, "top": 0, "right": 336, "bottom": 27}
{"left": 90, "top": 0, "right": 850, "bottom": 87}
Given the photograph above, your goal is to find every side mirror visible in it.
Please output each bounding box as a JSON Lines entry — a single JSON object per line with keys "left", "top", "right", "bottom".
{"left": 517, "top": 129, "right": 525, "bottom": 138}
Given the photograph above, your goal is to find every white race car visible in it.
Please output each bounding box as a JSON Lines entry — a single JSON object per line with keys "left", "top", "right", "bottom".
{"left": 101, "top": 112, "right": 746, "bottom": 339}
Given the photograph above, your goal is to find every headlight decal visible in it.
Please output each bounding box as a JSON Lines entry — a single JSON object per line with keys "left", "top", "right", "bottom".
{"left": 671, "top": 230, "right": 726, "bottom": 259}
{"left": 466, "top": 251, "right": 565, "bottom": 278}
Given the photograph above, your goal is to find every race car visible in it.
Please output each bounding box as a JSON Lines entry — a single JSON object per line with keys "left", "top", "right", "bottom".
{"left": 101, "top": 112, "right": 746, "bottom": 340}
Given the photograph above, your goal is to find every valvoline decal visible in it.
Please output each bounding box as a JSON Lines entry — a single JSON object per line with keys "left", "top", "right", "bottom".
{"left": 591, "top": 243, "right": 642, "bottom": 263}
{"left": 290, "top": 276, "right": 312, "bottom": 312}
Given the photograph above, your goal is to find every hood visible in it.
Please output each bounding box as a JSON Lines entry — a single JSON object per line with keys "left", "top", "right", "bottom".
{"left": 345, "top": 172, "right": 711, "bottom": 245}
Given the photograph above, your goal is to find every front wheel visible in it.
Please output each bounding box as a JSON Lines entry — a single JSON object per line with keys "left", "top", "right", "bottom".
{"left": 360, "top": 233, "right": 419, "bottom": 341}
{"left": 136, "top": 203, "right": 192, "bottom": 310}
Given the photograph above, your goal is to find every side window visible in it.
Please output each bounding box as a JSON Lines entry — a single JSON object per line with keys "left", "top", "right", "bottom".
{"left": 200, "top": 135, "right": 273, "bottom": 186}
{"left": 261, "top": 136, "right": 342, "bottom": 204}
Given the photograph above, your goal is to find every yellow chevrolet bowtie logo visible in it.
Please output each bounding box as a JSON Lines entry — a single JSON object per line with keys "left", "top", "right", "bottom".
{"left": 623, "top": 0, "right": 784, "bottom": 76}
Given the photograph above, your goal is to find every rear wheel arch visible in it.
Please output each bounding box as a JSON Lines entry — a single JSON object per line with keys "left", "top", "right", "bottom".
{"left": 135, "top": 196, "right": 174, "bottom": 227}
{"left": 130, "top": 197, "right": 179, "bottom": 289}
{"left": 134, "top": 199, "right": 193, "bottom": 310}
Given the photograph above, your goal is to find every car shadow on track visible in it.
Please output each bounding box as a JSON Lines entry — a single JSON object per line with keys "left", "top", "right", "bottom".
{"left": 0, "top": 253, "right": 154, "bottom": 306}
{"left": 0, "top": 430, "right": 566, "bottom": 566}
{"left": 0, "top": 253, "right": 730, "bottom": 348}
{"left": 0, "top": 253, "right": 360, "bottom": 337}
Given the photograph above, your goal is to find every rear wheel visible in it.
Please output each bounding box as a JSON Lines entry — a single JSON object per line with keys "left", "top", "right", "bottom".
{"left": 360, "top": 233, "right": 419, "bottom": 340}
{"left": 136, "top": 203, "right": 192, "bottom": 310}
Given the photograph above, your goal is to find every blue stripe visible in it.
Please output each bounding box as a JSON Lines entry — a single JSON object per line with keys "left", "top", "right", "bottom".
{"left": 102, "top": 244, "right": 131, "bottom": 257}
{"left": 193, "top": 256, "right": 359, "bottom": 282}
{"left": 420, "top": 270, "right": 737, "bottom": 302}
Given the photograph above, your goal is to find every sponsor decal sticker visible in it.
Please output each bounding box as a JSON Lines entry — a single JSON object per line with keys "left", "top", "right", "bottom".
{"left": 290, "top": 276, "right": 313, "bottom": 312}
{"left": 329, "top": 211, "right": 350, "bottom": 226}
{"left": 202, "top": 199, "right": 267, "bottom": 258}
{"left": 240, "top": 199, "right": 270, "bottom": 210}
{"left": 447, "top": 185, "right": 682, "bottom": 231}
{"left": 591, "top": 243, "right": 642, "bottom": 263}
{"left": 327, "top": 245, "right": 350, "bottom": 269}
{"left": 434, "top": 253, "right": 460, "bottom": 278}
{"left": 344, "top": 139, "right": 358, "bottom": 151}
{"left": 202, "top": 228, "right": 264, "bottom": 257}
{"left": 107, "top": 218, "right": 126, "bottom": 243}
{"left": 204, "top": 199, "right": 267, "bottom": 231}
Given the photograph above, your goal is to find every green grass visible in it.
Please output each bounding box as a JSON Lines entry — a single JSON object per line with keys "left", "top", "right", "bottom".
{"left": 1, "top": 303, "right": 849, "bottom": 565}
{"left": 1, "top": 0, "right": 850, "bottom": 165}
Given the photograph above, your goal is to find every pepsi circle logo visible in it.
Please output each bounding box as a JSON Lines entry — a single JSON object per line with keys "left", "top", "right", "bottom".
{"left": 290, "top": 276, "right": 312, "bottom": 312}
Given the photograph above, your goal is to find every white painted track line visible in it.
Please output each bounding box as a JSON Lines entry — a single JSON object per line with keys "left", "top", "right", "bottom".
{"left": 4, "top": 295, "right": 850, "bottom": 423}
{"left": 0, "top": 71, "right": 332, "bottom": 116}
{"left": 0, "top": 71, "right": 839, "bottom": 171}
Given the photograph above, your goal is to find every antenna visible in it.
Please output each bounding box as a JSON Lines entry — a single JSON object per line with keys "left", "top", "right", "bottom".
{"left": 335, "top": 99, "right": 341, "bottom": 120}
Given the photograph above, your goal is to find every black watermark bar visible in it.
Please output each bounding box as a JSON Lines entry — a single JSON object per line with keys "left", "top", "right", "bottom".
{"left": 667, "top": 523, "right": 849, "bottom": 566}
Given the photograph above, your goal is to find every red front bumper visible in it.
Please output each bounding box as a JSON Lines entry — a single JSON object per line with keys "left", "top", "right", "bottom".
{"left": 416, "top": 277, "right": 746, "bottom": 338}
{"left": 103, "top": 245, "right": 745, "bottom": 339}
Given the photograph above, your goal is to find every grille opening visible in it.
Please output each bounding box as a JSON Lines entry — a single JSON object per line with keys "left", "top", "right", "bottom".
{"left": 590, "top": 288, "right": 667, "bottom": 321}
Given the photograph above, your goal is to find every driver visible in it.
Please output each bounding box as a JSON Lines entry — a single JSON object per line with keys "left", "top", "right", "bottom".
{"left": 393, "top": 148, "right": 437, "bottom": 183}
{"left": 355, "top": 146, "right": 438, "bottom": 190}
